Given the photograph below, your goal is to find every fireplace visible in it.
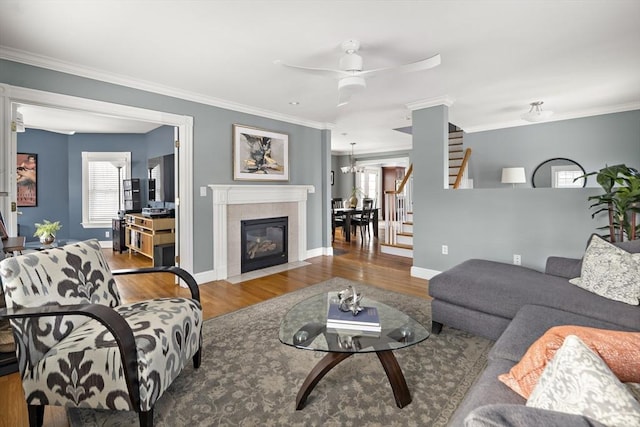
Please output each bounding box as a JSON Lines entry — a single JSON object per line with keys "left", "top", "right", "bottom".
{"left": 241, "top": 216, "right": 288, "bottom": 273}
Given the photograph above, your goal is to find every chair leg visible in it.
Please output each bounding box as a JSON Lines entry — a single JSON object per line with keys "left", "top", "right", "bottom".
{"left": 139, "top": 408, "right": 154, "bottom": 427}
{"left": 193, "top": 347, "right": 202, "bottom": 369}
{"left": 28, "top": 405, "right": 44, "bottom": 427}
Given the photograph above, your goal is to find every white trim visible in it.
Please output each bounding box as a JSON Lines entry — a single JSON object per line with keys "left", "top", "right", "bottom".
{"left": 81, "top": 151, "right": 131, "bottom": 228}
{"left": 194, "top": 269, "right": 218, "bottom": 285}
{"left": 0, "top": 84, "right": 195, "bottom": 275}
{"left": 0, "top": 46, "right": 333, "bottom": 131}
{"left": 410, "top": 266, "right": 441, "bottom": 280}
{"left": 208, "top": 184, "right": 315, "bottom": 280}
{"left": 306, "top": 247, "right": 327, "bottom": 258}
{"left": 355, "top": 157, "right": 410, "bottom": 168}
{"left": 406, "top": 95, "right": 455, "bottom": 111}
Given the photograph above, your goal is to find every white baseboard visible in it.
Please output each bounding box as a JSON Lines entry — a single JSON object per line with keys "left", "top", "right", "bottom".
{"left": 305, "top": 247, "right": 327, "bottom": 259}
{"left": 99, "top": 240, "right": 112, "bottom": 249}
{"left": 411, "top": 266, "right": 441, "bottom": 280}
{"left": 194, "top": 269, "right": 217, "bottom": 285}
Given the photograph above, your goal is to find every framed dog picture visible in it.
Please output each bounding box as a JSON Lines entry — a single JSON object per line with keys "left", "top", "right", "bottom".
{"left": 17, "top": 153, "right": 37, "bottom": 207}
{"left": 233, "top": 125, "right": 289, "bottom": 181}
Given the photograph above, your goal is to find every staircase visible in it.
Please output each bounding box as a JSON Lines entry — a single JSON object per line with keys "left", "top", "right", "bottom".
{"left": 449, "top": 131, "right": 472, "bottom": 189}
{"left": 380, "top": 129, "right": 470, "bottom": 259}
{"left": 380, "top": 210, "right": 414, "bottom": 258}
{"left": 380, "top": 164, "right": 414, "bottom": 258}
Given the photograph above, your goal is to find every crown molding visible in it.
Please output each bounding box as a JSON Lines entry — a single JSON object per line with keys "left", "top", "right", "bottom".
{"left": 0, "top": 46, "right": 334, "bottom": 130}
{"left": 406, "top": 95, "right": 455, "bottom": 111}
{"left": 462, "top": 101, "right": 640, "bottom": 133}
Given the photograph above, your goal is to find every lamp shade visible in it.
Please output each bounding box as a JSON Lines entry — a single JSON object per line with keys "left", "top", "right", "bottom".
{"left": 501, "top": 167, "right": 526, "bottom": 184}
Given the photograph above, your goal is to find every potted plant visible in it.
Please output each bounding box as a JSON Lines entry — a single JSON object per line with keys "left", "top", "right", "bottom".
{"left": 581, "top": 164, "right": 640, "bottom": 242}
{"left": 348, "top": 187, "right": 364, "bottom": 208}
{"left": 33, "top": 219, "right": 62, "bottom": 245}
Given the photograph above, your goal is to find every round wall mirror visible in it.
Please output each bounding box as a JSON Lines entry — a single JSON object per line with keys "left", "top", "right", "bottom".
{"left": 532, "top": 158, "right": 587, "bottom": 188}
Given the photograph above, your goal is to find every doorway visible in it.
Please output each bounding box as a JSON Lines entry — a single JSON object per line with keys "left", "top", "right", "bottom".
{"left": 0, "top": 84, "right": 194, "bottom": 273}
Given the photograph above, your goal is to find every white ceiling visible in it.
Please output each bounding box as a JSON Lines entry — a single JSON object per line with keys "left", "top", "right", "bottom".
{"left": 1, "top": 1, "right": 639, "bottom": 154}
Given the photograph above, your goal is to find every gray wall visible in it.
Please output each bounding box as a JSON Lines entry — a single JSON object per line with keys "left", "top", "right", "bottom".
{"left": 466, "top": 110, "right": 640, "bottom": 188}
{"left": 412, "top": 106, "right": 639, "bottom": 273}
{"left": 16, "top": 129, "right": 69, "bottom": 240}
{"left": 66, "top": 133, "right": 148, "bottom": 241}
{"left": 331, "top": 155, "right": 353, "bottom": 200}
{"left": 2, "top": 59, "right": 329, "bottom": 274}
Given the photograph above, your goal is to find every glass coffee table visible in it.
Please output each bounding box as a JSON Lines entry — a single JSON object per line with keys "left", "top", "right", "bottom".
{"left": 279, "top": 292, "right": 429, "bottom": 410}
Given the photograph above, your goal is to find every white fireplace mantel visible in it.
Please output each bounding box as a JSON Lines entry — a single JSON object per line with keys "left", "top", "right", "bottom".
{"left": 208, "top": 184, "right": 315, "bottom": 280}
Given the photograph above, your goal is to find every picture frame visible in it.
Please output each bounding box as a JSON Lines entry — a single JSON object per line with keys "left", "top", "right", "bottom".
{"left": 331, "top": 170, "right": 335, "bottom": 186}
{"left": 233, "top": 124, "right": 289, "bottom": 181}
{"left": 17, "top": 153, "right": 37, "bottom": 207}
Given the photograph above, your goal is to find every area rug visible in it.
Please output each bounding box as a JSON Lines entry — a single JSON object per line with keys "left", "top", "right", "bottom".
{"left": 68, "top": 277, "right": 492, "bottom": 426}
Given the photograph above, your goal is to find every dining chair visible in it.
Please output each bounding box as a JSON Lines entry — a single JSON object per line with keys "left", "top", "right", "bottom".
{"left": 0, "top": 239, "right": 202, "bottom": 427}
{"left": 351, "top": 198, "right": 374, "bottom": 241}
{"left": 332, "top": 198, "right": 346, "bottom": 241}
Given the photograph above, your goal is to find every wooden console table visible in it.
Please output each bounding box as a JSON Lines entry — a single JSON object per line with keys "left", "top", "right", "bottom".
{"left": 124, "top": 214, "right": 175, "bottom": 265}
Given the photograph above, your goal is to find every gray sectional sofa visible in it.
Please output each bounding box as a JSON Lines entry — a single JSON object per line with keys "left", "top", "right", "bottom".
{"left": 428, "top": 237, "right": 640, "bottom": 426}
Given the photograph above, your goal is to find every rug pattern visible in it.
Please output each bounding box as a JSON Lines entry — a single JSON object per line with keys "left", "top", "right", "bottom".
{"left": 68, "top": 277, "right": 492, "bottom": 426}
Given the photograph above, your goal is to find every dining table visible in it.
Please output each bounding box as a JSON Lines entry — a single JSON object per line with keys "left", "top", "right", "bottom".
{"left": 333, "top": 207, "right": 379, "bottom": 242}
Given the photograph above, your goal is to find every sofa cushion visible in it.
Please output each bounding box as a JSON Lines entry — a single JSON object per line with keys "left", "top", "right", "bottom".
{"left": 429, "top": 259, "right": 640, "bottom": 330}
{"left": 490, "top": 305, "right": 638, "bottom": 363}
{"left": 569, "top": 234, "right": 640, "bottom": 305}
{"left": 526, "top": 335, "right": 640, "bottom": 427}
{"left": 498, "top": 325, "right": 640, "bottom": 398}
{"left": 464, "top": 404, "right": 607, "bottom": 427}
{"left": 447, "top": 358, "right": 525, "bottom": 427}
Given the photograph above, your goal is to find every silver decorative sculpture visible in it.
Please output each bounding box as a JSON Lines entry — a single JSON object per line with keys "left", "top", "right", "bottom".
{"left": 337, "top": 285, "right": 363, "bottom": 315}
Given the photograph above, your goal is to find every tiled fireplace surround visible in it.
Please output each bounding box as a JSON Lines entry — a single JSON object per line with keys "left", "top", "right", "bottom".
{"left": 209, "top": 185, "right": 315, "bottom": 280}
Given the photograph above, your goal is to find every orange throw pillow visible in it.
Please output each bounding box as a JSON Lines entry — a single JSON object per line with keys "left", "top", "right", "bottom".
{"left": 499, "top": 325, "right": 640, "bottom": 399}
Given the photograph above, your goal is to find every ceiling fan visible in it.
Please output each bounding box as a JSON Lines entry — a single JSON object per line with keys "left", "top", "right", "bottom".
{"left": 275, "top": 39, "right": 441, "bottom": 106}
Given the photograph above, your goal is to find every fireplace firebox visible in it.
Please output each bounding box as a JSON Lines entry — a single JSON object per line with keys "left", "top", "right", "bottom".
{"left": 240, "top": 216, "right": 288, "bottom": 273}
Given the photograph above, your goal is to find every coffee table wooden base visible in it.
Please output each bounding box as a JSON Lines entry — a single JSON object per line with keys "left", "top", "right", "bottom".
{"left": 295, "top": 349, "right": 411, "bottom": 410}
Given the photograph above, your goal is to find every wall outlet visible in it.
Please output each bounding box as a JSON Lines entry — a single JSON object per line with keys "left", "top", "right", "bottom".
{"left": 513, "top": 254, "right": 521, "bottom": 265}
{"left": 105, "top": 231, "right": 110, "bottom": 238}
{"left": 442, "top": 245, "right": 448, "bottom": 255}
{"left": 200, "top": 186, "right": 207, "bottom": 197}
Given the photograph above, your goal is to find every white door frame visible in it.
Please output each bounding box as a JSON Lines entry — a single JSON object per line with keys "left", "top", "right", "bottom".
{"left": 0, "top": 84, "right": 194, "bottom": 274}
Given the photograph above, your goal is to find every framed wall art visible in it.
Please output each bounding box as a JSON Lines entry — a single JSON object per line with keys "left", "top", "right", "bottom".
{"left": 233, "top": 124, "right": 289, "bottom": 181}
{"left": 17, "top": 153, "right": 37, "bottom": 207}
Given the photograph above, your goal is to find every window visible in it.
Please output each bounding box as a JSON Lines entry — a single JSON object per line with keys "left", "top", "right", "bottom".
{"left": 551, "top": 165, "right": 584, "bottom": 188}
{"left": 82, "top": 152, "right": 131, "bottom": 228}
{"left": 357, "top": 168, "right": 380, "bottom": 204}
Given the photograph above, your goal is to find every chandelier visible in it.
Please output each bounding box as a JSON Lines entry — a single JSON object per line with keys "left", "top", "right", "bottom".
{"left": 521, "top": 101, "right": 553, "bottom": 122}
{"left": 341, "top": 142, "right": 366, "bottom": 173}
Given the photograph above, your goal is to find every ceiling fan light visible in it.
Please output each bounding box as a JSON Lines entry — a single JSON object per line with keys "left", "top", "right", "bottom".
{"left": 338, "top": 76, "right": 366, "bottom": 91}
{"left": 521, "top": 101, "right": 553, "bottom": 122}
{"left": 339, "top": 52, "right": 363, "bottom": 72}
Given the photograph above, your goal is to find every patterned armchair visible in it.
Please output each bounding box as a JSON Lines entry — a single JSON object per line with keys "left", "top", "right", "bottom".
{"left": 0, "top": 239, "right": 202, "bottom": 427}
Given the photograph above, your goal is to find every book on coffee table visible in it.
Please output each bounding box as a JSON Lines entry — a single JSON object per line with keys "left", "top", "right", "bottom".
{"left": 326, "top": 303, "right": 381, "bottom": 332}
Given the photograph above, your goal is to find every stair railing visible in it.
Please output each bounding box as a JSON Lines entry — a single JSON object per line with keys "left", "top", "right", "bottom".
{"left": 452, "top": 148, "right": 472, "bottom": 189}
{"left": 384, "top": 164, "right": 413, "bottom": 244}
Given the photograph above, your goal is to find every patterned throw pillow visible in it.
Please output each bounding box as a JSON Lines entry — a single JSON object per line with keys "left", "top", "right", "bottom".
{"left": 569, "top": 234, "right": 640, "bottom": 305}
{"left": 526, "top": 335, "right": 640, "bottom": 427}
{"left": 499, "top": 326, "right": 640, "bottom": 399}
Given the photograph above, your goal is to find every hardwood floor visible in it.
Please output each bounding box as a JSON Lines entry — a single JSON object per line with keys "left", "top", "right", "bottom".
{"left": 0, "top": 229, "right": 429, "bottom": 427}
